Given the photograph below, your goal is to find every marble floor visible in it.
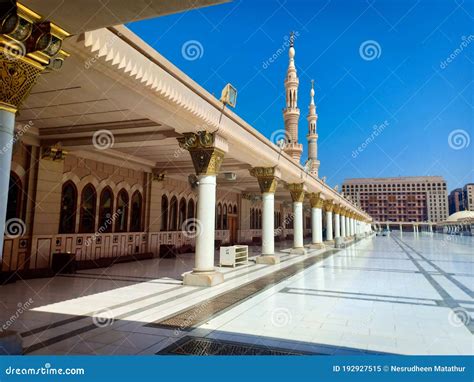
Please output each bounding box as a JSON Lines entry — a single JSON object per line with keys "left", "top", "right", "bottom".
{"left": 0, "top": 233, "right": 472, "bottom": 355}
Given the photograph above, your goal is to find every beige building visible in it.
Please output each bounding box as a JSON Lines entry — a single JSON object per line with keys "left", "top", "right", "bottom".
{"left": 0, "top": 1, "right": 371, "bottom": 286}
{"left": 462, "top": 183, "right": 474, "bottom": 211}
{"left": 342, "top": 176, "right": 449, "bottom": 223}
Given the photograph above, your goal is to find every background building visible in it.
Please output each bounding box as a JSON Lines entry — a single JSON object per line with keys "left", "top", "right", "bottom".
{"left": 462, "top": 183, "right": 474, "bottom": 211}
{"left": 342, "top": 176, "right": 449, "bottom": 222}
{"left": 448, "top": 188, "right": 463, "bottom": 214}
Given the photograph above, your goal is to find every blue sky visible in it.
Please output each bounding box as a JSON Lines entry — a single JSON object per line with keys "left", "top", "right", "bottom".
{"left": 128, "top": 0, "right": 473, "bottom": 190}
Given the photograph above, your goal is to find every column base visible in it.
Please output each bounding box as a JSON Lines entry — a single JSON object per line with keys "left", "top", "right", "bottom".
{"left": 290, "top": 247, "right": 307, "bottom": 255}
{"left": 0, "top": 330, "right": 22, "bottom": 355}
{"left": 256, "top": 255, "right": 280, "bottom": 265}
{"left": 309, "top": 243, "right": 325, "bottom": 249}
{"left": 334, "top": 237, "right": 346, "bottom": 248}
{"left": 324, "top": 240, "right": 335, "bottom": 247}
{"left": 183, "top": 270, "right": 224, "bottom": 287}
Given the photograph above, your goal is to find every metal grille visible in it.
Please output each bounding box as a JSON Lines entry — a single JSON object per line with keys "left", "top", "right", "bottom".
{"left": 159, "top": 336, "right": 309, "bottom": 355}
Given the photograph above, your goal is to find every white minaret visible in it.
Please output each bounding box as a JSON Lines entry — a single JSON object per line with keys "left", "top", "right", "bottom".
{"left": 306, "top": 80, "right": 320, "bottom": 177}
{"left": 283, "top": 32, "right": 303, "bottom": 163}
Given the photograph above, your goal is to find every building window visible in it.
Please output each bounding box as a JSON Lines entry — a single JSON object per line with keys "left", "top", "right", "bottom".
{"left": 216, "top": 203, "right": 222, "bottom": 229}
{"left": 223, "top": 204, "right": 228, "bottom": 230}
{"left": 161, "top": 195, "right": 168, "bottom": 231}
{"left": 169, "top": 196, "right": 178, "bottom": 231}
{"left": 7, "top": 172, "right": 22, "bottom": 221}
{"left": 59, "top": 181, "right": 77, "bottom": 234}
{"left": 79, "top": 184, "right": 96, "bottom": 233}
{"left": 187, "top": 199, "right": 195, "bottom": 220}
{"left": 178, "top": 197, "right": 186, "bottom": 230}
{"left": 130, "top": 191, "right": 143, "bottom": 232}
{"left": 115, "top": 189, "right": 129, "bottom": 232}
{"left": 98, "top": 187, "right": 114, "bottom": 233}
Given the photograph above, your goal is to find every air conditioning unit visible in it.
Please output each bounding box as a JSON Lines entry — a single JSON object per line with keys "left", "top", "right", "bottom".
{"left": 223, "top": 172, "right": 237, "bottom": 181}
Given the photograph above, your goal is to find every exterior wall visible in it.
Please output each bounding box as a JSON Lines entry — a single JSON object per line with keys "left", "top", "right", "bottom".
{"left": 342, "top": 176, "right": 448, "bottom": 223}
{"left": 3, "top": 144, "right": 243, "bottom": 274}
{"left": 449, "top": 188, "right": 463, "bottom": 214}
{"left": 463, "top": 184, "right": 474, "bottom": 211}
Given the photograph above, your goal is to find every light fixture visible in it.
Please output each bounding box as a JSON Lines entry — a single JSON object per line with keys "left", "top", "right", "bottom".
{"left": 220, "top": 83, "right": 237, "bottom": 108}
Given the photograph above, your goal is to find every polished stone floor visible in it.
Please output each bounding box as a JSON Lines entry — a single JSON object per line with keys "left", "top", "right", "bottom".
{"left": 0, "top": 233, "right": 472, "bottom": 355}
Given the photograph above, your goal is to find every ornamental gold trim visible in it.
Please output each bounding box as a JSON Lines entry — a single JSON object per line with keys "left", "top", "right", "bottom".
{"left": 249, "top": 166, "right": 279, "bottom": 194}
{"left": 177, "top": 131, "right": 225, "bottom": 176}
{"left": 324, "top": 200, "right": 334, "bottom": 212}
{"left": 287, "top": 183, "right": 305, "bottom": 203}
{"left": 309, "top": 192, "right": 324, "bottom": 208}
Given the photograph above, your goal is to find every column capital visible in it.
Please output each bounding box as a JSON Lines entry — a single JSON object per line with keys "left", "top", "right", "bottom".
{"left": 41, "top": 144, "right": 67, "bottom": 161}
{"left": 287, "top": 183, "right": 305, "bottom": 203}
{"left": 177, "top": 131, "right": 226, "bottom": 176}
{"left": 309, "top": 192, "right": 324, "bottom": 208}
{"left": 333, "top": 204, "right": 342, "bottom": 214}
{"left": 1, "top": 3, "right": 71, "bottom": 112}
{"left": 249, "top": 166, "right": 280, "bottom": 193}
{"left": 323, "top": 199, "right": 334, "bottom": 212}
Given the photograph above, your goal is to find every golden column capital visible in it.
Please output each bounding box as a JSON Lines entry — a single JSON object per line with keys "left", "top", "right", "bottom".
{"left": 309, "top": 192, "right": 324, "bottom": 208}
{"left": 177, "top": 131, "right": 226, "bottom": 176}
{"left": 249, "top": 166, "right": 280, "bottom": 194}
{"left": 41, "top": 143, "right": 67, "bottom": 161}
{"left": 333, "top": 204, "right": 342, "bottom": 214}
{"left": 324, "top": 200, "right": 335, "bottom": 212}
{"left": 287, "top": 183, "right": 305, "bottom": 203}
{"left": 1, "top": 3, "right": 71, "bottom": 112}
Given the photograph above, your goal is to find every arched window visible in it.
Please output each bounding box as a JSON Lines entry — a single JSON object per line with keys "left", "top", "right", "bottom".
{"left": 79, "top": 184, "right": 96, "bottom": 233}
{"left": 187, "top": 199, "right": 195, "bottom": 220}
{"left": 233, "top": 205, "right": 237, "bottom": 215}
{"left": 250, "top": 208, "right": 254, "bottom": 229}
{"left": 222, "top": 204, "right": 228, "bottom": 230}
{"left": 216, "top": 203, "right": 222, "bottom": 229}
{"left": 7, "top": 172, "right": 22, "bottom": 221}
{"left": 161, "top": 195, "right": 168, "bottom": 231}
{"left": 169, "top": 196, "right": 178, "bottom": 231}
{"left": 130, "top": 191, "right": 143, "bottom": 232}
{"left": 98, "top": 187, "right": 113, "bottom": 233}
{"left": 115, "top": 189, "right": 129, "bottom": 232}
{"left": 178, "top": 197, "right": 186, "bottom": 229}
{"left": 59, "top": 181, "right": 77, "bottom": 234}
{"left": 258, "top": 209, "right": 262, "bottom": 229}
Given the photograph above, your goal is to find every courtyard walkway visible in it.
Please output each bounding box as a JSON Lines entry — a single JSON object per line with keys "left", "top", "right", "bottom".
{"left": 0, "top": 233, "right": 472, "bottom": 355}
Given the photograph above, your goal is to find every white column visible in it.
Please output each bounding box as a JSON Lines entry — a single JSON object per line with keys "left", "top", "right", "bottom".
{"left": 293, "top": 201, "right": 304, "bottom": 248}
{"left": 326, "top": 211, "right": 333, "bottom": 241}
{"left": 334, "top": 213, "right": 340, "bottom": 238}
{"left": 311, "top": 207, "right": 324, "bottom": 245}
{"left": 194, "top": 175, "right": 217, "bottom": 272}
{"left": 346, "top": 217, "right": 351, "bottom": 237}
{"left": 262, "top": 192, "right": 274, "bottom": 255}
{"left": 341, "top": 215, "right": 346, "bottom": 237}
{"left": 0, "top": 109, "right": 15, "bottom": 263}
